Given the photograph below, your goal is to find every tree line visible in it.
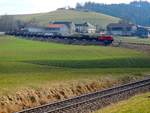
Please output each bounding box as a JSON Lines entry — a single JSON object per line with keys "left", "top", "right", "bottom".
{"left": 0, "top": 15, "right": 39, "bottom": 32}
{"left": 76, "top": 1, "right": 150, "bottom": 26}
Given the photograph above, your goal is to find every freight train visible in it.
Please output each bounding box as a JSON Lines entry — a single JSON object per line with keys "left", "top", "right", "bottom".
{"left": 5, "top": 30, "right": 114, "bottom": 46}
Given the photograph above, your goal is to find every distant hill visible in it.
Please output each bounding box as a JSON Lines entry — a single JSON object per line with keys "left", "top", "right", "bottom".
{"left": 76, "top": 1, "right": 150, "bottom": 26}
{"left": 14, "top": 9, "right": 120, "bottom": 28}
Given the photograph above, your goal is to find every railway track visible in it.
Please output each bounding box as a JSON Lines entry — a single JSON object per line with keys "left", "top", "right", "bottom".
{"left": 15, "top": 78, "right": 150, "bottom": 113}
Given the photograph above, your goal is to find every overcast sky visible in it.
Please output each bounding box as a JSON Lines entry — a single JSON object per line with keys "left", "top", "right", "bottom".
{"left": 0, "top": 0, "right": 148, "bottom": 15}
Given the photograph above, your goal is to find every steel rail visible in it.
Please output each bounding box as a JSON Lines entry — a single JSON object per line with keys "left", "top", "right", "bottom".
{"left": 46, "top": 81, "right": 150, "bottom": 113}
{"left": 15, "top": 78, "right": 150, "bottom": 113}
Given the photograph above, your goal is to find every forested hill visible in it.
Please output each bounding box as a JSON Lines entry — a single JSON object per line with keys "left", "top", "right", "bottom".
{"left": 76, "top": 1, "right": 150, "bottom": 26}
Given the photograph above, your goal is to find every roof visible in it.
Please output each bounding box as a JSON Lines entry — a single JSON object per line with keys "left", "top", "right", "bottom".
{"left": 107, "top": 23, "right": 135, "bottom": 28}
{"left": 53, "top": 21, "right": 73, "bottom": 25}
{"left": 50, "top": 21, "right": 74, "bottom": 28}
{"left": 138, "top": 25, "right": 150, "bottom": 29}
{"left": 48, "top": 24, "right": 64, "bottom": 28}
{"left": 137, "top": 26, "right": 150, "bottom": 32}
{"left": 75, "top": 22, "right": 95, "bottom": 27}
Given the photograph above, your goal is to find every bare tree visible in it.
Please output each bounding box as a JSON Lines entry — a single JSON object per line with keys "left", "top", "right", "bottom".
{"left": 0, "top": 15, "right": 21, "bottom": 32}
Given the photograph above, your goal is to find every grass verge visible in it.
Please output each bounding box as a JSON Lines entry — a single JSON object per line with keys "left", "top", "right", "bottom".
{"left": 95, "top": 92, "right": 150, "bottom": 113}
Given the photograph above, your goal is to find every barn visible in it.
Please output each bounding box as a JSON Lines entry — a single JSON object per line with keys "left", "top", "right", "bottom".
{"left": 136, "top": 26, "right": 150, "bottom": 38}
{"left": 107, "top": 23, "right": 137, "bottom": 36}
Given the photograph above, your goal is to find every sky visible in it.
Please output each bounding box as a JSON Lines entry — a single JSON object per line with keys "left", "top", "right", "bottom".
{"left": 0, "top": 0, "right": 148, "bottom": 15}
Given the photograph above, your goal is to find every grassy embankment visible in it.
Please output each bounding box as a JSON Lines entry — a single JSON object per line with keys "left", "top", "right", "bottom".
{"left": 95, "top": 92, "right": 150, "bottom": 113}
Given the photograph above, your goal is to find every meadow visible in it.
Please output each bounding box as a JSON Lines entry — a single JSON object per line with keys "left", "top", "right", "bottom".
{"left": 114, "top": 36, "right": 150, "bottom": 44}
{"left": 14, "top": 9, "right": 120, "bottom": 28}
{"left": 0, "top": 35, "right": 150, "bottom": 94}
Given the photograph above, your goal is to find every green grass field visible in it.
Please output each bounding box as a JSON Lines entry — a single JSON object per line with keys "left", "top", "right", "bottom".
{"left": 95, "top": 92, "right": 150, "bottom": 113}
{"left": 0, "top": 35, "right": 150, "bottom": 94}
{"left": 114, "top": 36, "right": 150, "bottom": 44}
{"left": 14, "top": 9, "right": 120, "bottom": 28}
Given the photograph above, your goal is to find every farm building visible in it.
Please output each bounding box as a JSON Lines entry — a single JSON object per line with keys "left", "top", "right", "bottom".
{"left": 107, "top": 22, "right": 137, "bottom": 36}
{"left": 48, "top": 21, "right": 76, "bottom": 36}
{"left": 75, "top": 22, "right": 96, "bottom": 34}
{"left": 135, "top": 26, "right": 150, "bottom": 38}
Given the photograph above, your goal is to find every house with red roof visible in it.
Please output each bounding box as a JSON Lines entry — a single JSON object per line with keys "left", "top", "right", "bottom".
{"left": 48, "top": 21, "right": 76, "bottom": 36}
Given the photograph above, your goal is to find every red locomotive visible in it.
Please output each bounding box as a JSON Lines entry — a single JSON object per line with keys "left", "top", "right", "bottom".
{"left": 98, "top": 35, "right": 114, "bottom": 45}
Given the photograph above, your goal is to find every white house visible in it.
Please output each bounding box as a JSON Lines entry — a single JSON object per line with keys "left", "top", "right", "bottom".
{"left": 75, "top": 22, "right": 96, "bottom": 34}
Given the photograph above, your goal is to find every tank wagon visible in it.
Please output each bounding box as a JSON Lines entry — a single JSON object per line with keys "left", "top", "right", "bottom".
{"left": 5, "top": 30, "right": 113, "bottom": 46}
